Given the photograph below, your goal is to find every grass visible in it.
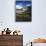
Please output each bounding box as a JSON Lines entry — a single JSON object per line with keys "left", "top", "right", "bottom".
{"left": 16, "top": 13, "right": 31, "bottom": 21}
{"left": 16, "top": 13, "right": 31, "bottom": 17}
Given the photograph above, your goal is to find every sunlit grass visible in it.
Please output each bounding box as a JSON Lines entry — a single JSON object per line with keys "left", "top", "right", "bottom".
{"left": 16, "top": 13, "right": 31, "bottom": 17}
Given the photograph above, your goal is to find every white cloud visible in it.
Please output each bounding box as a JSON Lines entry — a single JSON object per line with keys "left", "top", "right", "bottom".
{"left": 16, "top": 5, "right": 23, "bottom": 9}
{"left": 26, "top": 4, "right": 31, "bottom": 6}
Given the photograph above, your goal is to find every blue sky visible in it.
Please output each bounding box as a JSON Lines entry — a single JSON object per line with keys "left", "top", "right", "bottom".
{"left": 16, "top": 1, "right": 32, "bottom": 7}
{"left": 16, "top": 1, "right": 32, "bottom": 9}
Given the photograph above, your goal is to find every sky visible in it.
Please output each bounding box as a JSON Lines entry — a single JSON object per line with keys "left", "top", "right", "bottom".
{"left": 16, "top": 1, "right": 31, "bottom": 6}
{"left": 0, "top": 0, "right": 46, "bottom": 46}
{"left": 16, "top": 1, "right": 32, "bottom": 9}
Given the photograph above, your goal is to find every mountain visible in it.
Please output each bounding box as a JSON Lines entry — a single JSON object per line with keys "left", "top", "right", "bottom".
{"left": 16, "top": 7, "right": 27, "bottom": 14}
